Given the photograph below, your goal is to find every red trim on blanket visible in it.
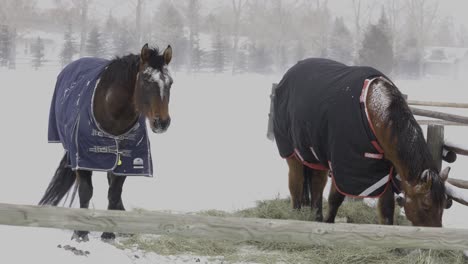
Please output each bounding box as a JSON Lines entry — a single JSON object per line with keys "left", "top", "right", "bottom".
{"left": 360, "top": 79, "right": 370, "bottom": 103}
{"left": 328, "top": 162, "right": 394, "bottom": 199}
{"left": 371, "top": 141, "right": 385, "bottom": 154}
{"left": 302, "top": 160, "right": 328, "bottom": 171}
{"left": 282, "top": 152, "right": 328, "bottom": 171}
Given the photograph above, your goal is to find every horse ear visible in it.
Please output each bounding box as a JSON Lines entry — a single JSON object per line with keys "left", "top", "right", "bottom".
{"left": 412, "top": 170, "right": 432, "bottom": 194}
{"left": 163, "top": 45, "right": 172, "bottom": 65}
{"left": 421, "top": 169, "right": 430, "bottom": 181}
{"left": 141, "top": 43, "right": 150, "bottom": 63}
{"left": 440, "top": 166, "right": 451, "bottom": 182}
{"left": 422, "top": 169, "right": 433, "bottom": 186}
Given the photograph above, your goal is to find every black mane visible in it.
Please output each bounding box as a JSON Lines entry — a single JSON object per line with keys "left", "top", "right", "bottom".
{"left": 383, "top": 81, "right": 445, "bottom": 205}
{"left": 98, "top": 46, "right": 163, "bottom": 87}
{"left": 99, "top": 54, "right": 140, "bottom": 88}
{"left": 143, "top": 46, "right": 165, "bottom": 70}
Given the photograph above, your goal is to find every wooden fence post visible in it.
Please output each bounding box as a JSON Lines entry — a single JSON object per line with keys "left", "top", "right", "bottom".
{"left": 426, "top": 124, "right": 444, "bottom": 171}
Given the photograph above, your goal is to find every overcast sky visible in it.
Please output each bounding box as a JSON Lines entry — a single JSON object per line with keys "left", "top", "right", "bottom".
{"left": 35, "top": 0, "right": 468, "bottom": 28}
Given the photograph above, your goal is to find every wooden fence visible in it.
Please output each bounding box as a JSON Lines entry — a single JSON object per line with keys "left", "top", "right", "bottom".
{"left": 1, "top": 203, "right": 468, "bottom": 251}
{"left": 405, "top": 98, "right": 468, "bottom": 166}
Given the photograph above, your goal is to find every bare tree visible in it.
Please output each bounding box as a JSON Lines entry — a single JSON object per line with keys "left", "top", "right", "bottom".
{"left": 187, "top": 0, "right": 202, "bottom": 73}
{"left": 402, "top": 0, "right": 439, "bottom": 75}
{"left": 386, "top": 0, "right": 405, "bottom": 53}
{"left": 352, "top": 0, "right": 362, "bottom": 61}
{"left": 231, "top": 0, "right": 247, "bottom": 74}
{"left": 136, "top": 0, "right": 143, "bottom": 45}
{"left": 351, "top": 0, "right": 377, "bottom": 61}
{"left": 405, "top": 0, "right": 439, "bottom": 48}
{"left": 72, "top": 0, "right": 89, "bottom": 57}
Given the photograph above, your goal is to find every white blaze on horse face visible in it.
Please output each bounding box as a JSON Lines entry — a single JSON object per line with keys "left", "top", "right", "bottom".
{"left": 143, "top": 66, "right": 172, "bottom": 100}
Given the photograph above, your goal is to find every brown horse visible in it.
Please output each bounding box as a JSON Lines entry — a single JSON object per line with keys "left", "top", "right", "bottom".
{"left": 273, "top": 58, "right": 468, "bottom": 227}
{"left": 40, "top": 44, "right": 173, "bottom": 241}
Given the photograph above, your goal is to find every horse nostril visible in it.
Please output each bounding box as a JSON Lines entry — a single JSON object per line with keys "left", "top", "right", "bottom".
{"left": 153, "top": 117, "right": 171, "bottom": 130}
{"left": 161, "top": 118, "right": 171, "bottom": 129}
{"left": 153, "top": 118, "right": 160, "bottom": 128}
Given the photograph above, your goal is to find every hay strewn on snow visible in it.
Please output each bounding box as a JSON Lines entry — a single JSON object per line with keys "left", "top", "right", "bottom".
{"left": 115, "top": 198, "right": 466, "bottom": 264}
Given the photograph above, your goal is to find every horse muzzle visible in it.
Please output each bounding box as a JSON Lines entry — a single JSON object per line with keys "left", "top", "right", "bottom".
{"left": 151, "top": 117, "right": 171, "bottom": 133}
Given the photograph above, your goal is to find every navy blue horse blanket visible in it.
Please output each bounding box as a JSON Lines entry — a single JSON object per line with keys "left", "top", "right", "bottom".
{"left": 273, "top": 58, "right": 399, "bottom": 198}
{"left": 48, "top": 57, "right": 153, "bottom": 177}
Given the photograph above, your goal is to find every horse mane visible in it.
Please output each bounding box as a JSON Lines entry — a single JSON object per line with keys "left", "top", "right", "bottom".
{"left": 98, "top": 46, "right": 163, "bottom": 88}
{"left": 99, "top": 54, "right": 140, "bottom": 88}
{"left": 380, "top": 80, "right": 445, "bottom": 204}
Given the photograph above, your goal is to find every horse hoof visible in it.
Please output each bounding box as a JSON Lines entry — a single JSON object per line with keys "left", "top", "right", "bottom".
{"left": 72, "top": 231, "right": 89, "bottom": 242}
{"left": 101, "top": 232, "right": 116, "bottom": 241}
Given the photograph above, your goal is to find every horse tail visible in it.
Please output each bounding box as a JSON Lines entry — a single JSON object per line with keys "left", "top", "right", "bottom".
{"left": 39, "top": 154, "right": 77, "bottom": 206}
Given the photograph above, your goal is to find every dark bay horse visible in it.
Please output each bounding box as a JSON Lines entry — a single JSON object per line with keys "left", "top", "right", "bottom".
{"left": 39, "top": 44, "right": 173, "bottom": 241}
{"left": 273, "top": 58, "right": 468, "bottom": 227}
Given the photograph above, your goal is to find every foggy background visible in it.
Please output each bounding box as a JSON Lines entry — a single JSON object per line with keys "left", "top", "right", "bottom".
{"left": 0, "top": 0, "right": 467, "bottom": 225}
{"left": 1, "top": 0, "right": 468, "bottom": 77}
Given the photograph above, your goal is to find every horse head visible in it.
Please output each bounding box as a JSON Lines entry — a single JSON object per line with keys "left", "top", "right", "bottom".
{"left": 135, "top": 44, "right": 173, "bottom": 133}
{"left": 397, "top": 167, "right": 468, "bottom": 227}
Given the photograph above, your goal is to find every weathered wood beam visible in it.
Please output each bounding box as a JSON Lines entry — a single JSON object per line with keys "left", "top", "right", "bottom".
{"left": 0, "top": 203, "right": 468, "bottom": 251}
{"left": 447, "top": 178, "right": 468, "bottom": 189}
{"left": 411, "top": 107, "right": 468, "bottom": 125}
{"left": 445, "top": 139, "right": 468, "bottom": 156}
{"left": 408, "top": 100, "right": 468, "bottom": 109}
{"left": 417, "top": 120, "right": 468, "bottom": 126}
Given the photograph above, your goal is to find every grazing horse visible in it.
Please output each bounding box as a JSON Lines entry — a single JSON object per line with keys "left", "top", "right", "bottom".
{"left": 273, "top": 58, "right": 468, "bottom": 226}
{"left": 39, "top": 44, "right": 173, "bottom": 240}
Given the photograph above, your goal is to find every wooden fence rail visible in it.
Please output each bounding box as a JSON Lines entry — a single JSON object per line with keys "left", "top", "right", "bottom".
{"left": 417, "top": 120, "right": 468, "bottom": 126}
{"left": 411, "top": 107, "right": 468, "bottom": 125}
{"left": 1, "top": 203, "right": 468, "bottom": 251}
{"left": 445, "top": 139, "right": 468, "bottom": 156}
{"left": 408, "top": 100, "right": 468, "bottom": 109}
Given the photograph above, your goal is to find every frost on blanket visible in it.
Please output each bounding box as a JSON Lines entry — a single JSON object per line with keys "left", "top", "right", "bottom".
{"left": 48, "top": 57, "right": 153, "bottom": 177}
{"left": 273, "top": 58, "right": 399, "bottom": 197}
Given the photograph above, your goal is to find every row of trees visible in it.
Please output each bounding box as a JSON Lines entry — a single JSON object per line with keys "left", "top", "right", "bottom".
{"left": 50, "top": 1, "right": 396, "bottom": 75}
{"left": 1, "top": 0, "right": 467, "bottom": 76}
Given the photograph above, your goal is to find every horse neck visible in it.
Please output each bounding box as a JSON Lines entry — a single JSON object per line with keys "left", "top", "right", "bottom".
{"left": 366, "top": 80, "right": 437, "bottom": 186}
{"left": 94, "top": 56, "right": 140, "bottom": 136}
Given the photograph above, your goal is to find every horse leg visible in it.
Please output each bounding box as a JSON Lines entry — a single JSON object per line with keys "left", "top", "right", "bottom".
{"left": 72, "top": 170, "right": 93, "bottom": 242}
{"left": 324, "top": 183, "right": 345, "bottom": 223}
{"left": 377, "top": 187, "right": 395, "bottom": 225}
{"left": 302, "top": 169, "right": 311, "bottom": 207}
{"left": 286, "top": 157, "right": 304, "bottom": 209}
{"left": 309, "top": 169, "right": 328, "bottom": 222}
{"left": 101, "top": 172, "right": 127, "bottom": 240}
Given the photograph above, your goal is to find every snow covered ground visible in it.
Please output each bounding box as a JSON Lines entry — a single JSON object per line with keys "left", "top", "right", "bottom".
{"left": 0, "top": 66, "right": 468, "bottom": 263}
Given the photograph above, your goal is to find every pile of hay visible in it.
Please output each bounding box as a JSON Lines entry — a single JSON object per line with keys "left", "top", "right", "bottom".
{"left": 115, "top": 198, "right": 466, "bottom": 264}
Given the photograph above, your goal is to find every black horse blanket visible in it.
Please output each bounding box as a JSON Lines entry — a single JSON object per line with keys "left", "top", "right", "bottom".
{"left": 48, "top": 57, "right": 153, "bottom": 177}
{"left": 273, "top": 58, "right": 398, "bottom": 198}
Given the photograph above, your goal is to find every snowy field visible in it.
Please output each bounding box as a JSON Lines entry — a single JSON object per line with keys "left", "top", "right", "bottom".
{"left": 0, "top": 66, "right": 468, "bottom": 263}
